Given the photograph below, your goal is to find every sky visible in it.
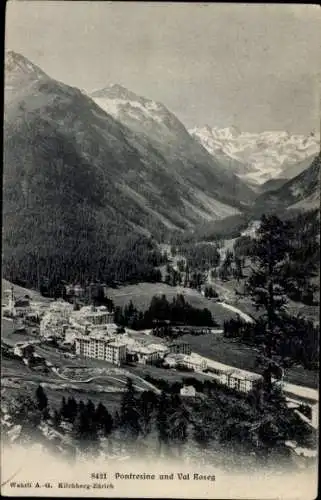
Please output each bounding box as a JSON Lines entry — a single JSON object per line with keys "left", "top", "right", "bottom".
{"left": 5, "top": 1, "right": 321, "bottom": 134}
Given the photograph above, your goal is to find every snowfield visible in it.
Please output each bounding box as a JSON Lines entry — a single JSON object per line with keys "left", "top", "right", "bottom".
{"left": 190, "top": 125, "right": 320, "bottom": 185}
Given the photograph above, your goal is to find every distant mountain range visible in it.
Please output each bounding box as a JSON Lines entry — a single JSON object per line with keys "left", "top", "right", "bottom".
{"left": 190, "top": 125, "right": 320, "bottom": 186}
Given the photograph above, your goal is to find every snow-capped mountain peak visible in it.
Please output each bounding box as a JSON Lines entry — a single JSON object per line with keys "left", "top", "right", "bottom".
{"left": 90, "top": 84, "right": 189, "bottom": 139}
{"left": 190, "top": 125, "right": 320, "bottom": 185}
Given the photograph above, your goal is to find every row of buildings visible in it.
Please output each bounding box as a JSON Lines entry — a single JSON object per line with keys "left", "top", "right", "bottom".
{"left": 39, "top": 302, "right": 116, "bottom": 342}
{"left": 205, "top": 358, "right": 263, "bottom": 393}
{"left": 74, "top": 331, "right": 193, "bottom": 369}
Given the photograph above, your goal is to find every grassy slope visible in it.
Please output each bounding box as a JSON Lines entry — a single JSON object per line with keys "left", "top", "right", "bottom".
{"left": 2, "top": 278, "right": 52, "bottom": 304}
{"left": 106, "top": 282, "right": 318, "bottom": 388}
{"left": 107, "top": 282, "right": 237, "bottom": 324}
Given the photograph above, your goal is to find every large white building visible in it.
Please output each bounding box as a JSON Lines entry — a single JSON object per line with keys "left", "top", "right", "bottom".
{"left": 206, "top": 359, "right": 263, "bottom": 393}
{"left": 75, "top": 334, "right": 126, "bottom": 366}
{"left": 125, "top": 339, "right": 169, "bottom": 365}
{"left": 219, "top": 369, "right": 262, "bottom": 393}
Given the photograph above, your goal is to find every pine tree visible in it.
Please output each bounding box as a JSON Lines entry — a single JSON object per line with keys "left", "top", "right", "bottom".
{"left": 156, "top": 391, "right": 170, "bottom": 454}
{"left": 120, "top": 378, "right": 141, "bottom": 440}
{"left": 66, "top": 397, "right": 78, "bottom": 423}
{"left": 53, "top": 409, "right": 62, "bottom": 429}
{"left": 167, "top": 394, "right": 189, "bottom": 456}
{"left": 35, "top": 385, "right": 48, "bottom": 412}
{"left": 246, "top": 214, "right": 289, "bottom": 389}
{"left": 60, "top": 396, "right": 68, "bottom": 419}
{"left": 94, "top": 402, "right": 113, "bottom": 437}
{"left": 139, "top": 390, "right": 157, "bottom": 437}
{"left": 234, "top": 256, "right": 243, "bottom": 281}
{"left": 73, "top": 405, "right": 99, "bottom": 455}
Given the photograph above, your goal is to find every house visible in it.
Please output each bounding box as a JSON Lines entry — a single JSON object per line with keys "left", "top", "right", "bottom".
{"left": 128, "top": 345, "right": 160, "bottom": 365}
{"left": 14, "top": 298, "right": 32, "bottom": 317}
{"left": 13, "top": 342, "right": 35, "bottom": 359}
{"left": 66, "top": 284, "right": 85, "bottom": 297}
{"left": 25, "top": 311, "right": 40, "bottom": 322}
{"left": 180, "top": 385, "right": 196, "bottom": 397}
{"left": 146, "top": 343, "right": 170, "bottom": 358}
{"left": 163, "top": 354, "right": 180, "bottom": 368}
{"left": 29, "top": 301, "right": 49, "bottom": 320}
{"left": 172, "top": 326, "right": 212, "bottom": 335}
{"left": 40, "top": 312, "right": 69, "bottom": 340}
{"left": 71, "top": 305, "right": 114, "bottom": 328}
{"left": 181, "top": 354, "right": 207, "bottom": 371}
{"left": 64, "top": 327, "right": 78, "bottom": 344}
{"left": 219, "top": 369, "right": 262, "bottom": 393}
{"left": 168, "top": 341, "right": 191, "bottom": 355}
{"left": 49, "top": 300, "right": 74, "bottom": 318}
{"left": 164, "top": 353, "right": 207, "bottom": 371}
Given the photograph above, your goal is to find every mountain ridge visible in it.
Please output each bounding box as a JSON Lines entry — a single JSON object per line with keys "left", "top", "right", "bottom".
{"left": 254, "top": 153, "right": 321, "bottom": 213}
{"left": 90, "top": 85, "right": 255, "bottom": 208}
{"left": 3, "top": 51, "right": 257, "bottom": 287}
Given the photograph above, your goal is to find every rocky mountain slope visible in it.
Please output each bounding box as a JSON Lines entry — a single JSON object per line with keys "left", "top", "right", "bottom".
{"left": 4, "top": 52, "right": 255, "bottom": 239}
{"left": 254, "top": 154, "right": 320, "bottom": 212}
{"left": 90, "top": 84, "right": 254, "bottom": 209}
{"left": 190, "top": 125, "right": 320, "bottom": 186}
{"left": 3, "top": 51, "right": 257, "bottom": 285}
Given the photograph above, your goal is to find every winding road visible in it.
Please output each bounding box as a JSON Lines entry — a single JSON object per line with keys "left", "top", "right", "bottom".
{"left": 216, "top": 302, "right": 254, "bottom": 323}
{"left": 51, "top": 367, "right": 161, "bottom": 394}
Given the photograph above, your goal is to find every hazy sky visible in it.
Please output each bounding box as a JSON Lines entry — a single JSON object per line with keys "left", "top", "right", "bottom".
{"left": 5, "top": 1, "right": 321, "bottom": 134}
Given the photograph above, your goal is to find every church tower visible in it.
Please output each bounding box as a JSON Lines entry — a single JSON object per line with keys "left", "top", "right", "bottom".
{"left": 8, "top": 286, "right": 16, "bottom": 316}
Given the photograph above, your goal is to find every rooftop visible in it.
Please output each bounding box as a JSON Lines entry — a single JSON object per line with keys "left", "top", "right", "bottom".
{"left": 73, "top": 305, "right": 114, "bottom": 317}
{"left": 129, "top": 344, "right": 158, "bottom": 354}
{"left": 148, "top": 343, "right": 169, "bottom": 352}
{"left": 75, "top": 333, "right": 114, "bottom": 342}
{"left": 226, "top": 369, "right": 262, "bottom": 381}
{"left": 107, "top": 341, "right": 127, "bottom": 348}
{"left": 168, "top": 340, "right": 190, "bottom": 346}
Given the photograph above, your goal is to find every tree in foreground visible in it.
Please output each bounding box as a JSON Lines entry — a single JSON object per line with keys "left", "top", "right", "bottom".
{"left": 35, "top": 385, "right": 48, "bottom": 412}
{"left": 119, "top": 378, "right": 141, "bottom": 442}
{"left": 246, "top": 214, "right": 289, "bottom": 389}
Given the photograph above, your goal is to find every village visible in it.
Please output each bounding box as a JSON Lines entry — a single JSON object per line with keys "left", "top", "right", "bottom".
{"left": 2, "top": 285, "right": 265, "bottom": 398}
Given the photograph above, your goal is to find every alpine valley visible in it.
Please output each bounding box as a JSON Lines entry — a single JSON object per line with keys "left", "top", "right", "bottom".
{"left": 2, "top": 50, "right": 320, "bottom": 287}
{"left": 2, "top": 17, "right": 320, "bottom": 479}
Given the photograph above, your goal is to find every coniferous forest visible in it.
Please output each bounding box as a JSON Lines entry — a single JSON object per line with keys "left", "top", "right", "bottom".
{"left": 2, "top": 379, "right": 314, "bottom": 469}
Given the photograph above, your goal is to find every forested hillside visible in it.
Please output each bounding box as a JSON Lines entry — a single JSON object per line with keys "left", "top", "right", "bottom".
{"left": 3, "top": 51, "right": 255, "bottom": 288}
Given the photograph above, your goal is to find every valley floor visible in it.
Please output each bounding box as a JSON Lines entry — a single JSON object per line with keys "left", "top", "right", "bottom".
{"left": 107, "top": 282, "right": 319, "bottom": 390}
